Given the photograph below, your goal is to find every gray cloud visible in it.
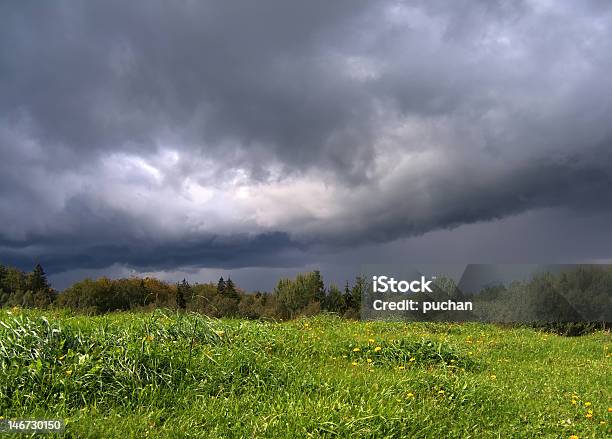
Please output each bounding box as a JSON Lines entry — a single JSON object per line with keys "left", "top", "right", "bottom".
{"left": 2, "top": 0, "right": 612, "bottom": 281}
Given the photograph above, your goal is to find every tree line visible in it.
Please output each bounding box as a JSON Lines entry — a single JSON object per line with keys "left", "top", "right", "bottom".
{"left": 0, "top": 264, "right": 55, "bottom": 308}
{"left": 1, "top": 263, "right": 609, "bottom": 329}
{"left": 0, "top": 264, "right": 366, "bottom": 319}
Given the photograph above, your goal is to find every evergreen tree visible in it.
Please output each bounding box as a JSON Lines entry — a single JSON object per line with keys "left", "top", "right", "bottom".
{"left": 343, "top": 281, "right": 354, "bottom": 310}
{"left": 351, "top": 275, "right": 366, "bottom": 310}
{"left": 30, "top": 263, "right": 49, "bottom": 293}
{"left": 176, "top": 278, "right": 188, "bottom": 310}
{"left": 217, "top": 277, "right": 226, "bottom": 295}
{"left": 326, "top": 284, "right": 345, "bottom": 313}
{"left": 312, "top": 270, "right": 326, "bottom": 303}
{"left": 225, "top": 277, "right": 239, "bottom": 299}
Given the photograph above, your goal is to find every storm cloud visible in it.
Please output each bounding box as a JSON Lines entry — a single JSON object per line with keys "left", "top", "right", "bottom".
{"left": 2, "top": 0, "right": 612, "bottom": 284}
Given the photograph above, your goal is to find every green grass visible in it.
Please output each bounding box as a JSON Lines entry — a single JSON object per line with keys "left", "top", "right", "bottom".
{"left": 0, "top": 308, "right": 610, "bottom": 438}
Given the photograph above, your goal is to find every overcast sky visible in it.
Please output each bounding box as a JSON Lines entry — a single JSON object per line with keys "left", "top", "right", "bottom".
{"left": 2, "top": 1, "right": 612, "bottom": 290}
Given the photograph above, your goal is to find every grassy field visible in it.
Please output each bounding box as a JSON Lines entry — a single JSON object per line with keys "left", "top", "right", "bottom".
{"left": 0, "top": 308, "right": 610, "bottom": 438}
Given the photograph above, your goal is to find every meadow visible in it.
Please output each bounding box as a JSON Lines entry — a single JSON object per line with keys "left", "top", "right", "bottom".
{"left": 0, "top": 308, "right": 610, "bottom": 438}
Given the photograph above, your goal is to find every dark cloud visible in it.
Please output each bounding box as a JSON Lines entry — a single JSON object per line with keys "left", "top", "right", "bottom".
{"left": 2, "top": 227, "right": 305, "bottom": 274}
{"left": 2, "top": 1, "right": 612, "bottom": 281}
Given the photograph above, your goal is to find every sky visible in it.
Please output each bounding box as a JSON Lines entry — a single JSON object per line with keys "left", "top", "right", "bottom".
{"left": 2, "top": 0, "right": 612, "bottom": 291}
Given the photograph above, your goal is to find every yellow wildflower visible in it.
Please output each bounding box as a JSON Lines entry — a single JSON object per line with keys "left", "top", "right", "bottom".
{"left": 406, "top": 392, "right": 414, "bottom": 398}
{"left": 353, "top": 347, "right": 361, "bottom": 352}
{"left": 374, "top": 346, "right": 382, "bottom": 352}
{"left": 584, "top": 401, "right": 591, "bottom": 407}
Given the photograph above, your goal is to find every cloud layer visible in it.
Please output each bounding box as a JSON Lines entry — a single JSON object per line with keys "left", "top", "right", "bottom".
{"left": 2, "top": 0, "right": 612, "bottom": 279}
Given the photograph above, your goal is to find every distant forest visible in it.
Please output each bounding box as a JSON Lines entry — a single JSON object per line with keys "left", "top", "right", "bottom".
{"left": 0, "top": 263, "right": 610, "bottom": 328}
{"left": 0, "top": 264, "right": 365, "bottom": 319}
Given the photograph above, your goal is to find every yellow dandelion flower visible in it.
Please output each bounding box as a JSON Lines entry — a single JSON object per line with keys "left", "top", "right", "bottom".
{"left": 409, "top": 357, "right": 416, "bottom": 362}
{"left": 368, "top": 338, "right": 375, "bottom": 343}
{"left": 366, "top": 358, "right": 372, "bottom": 363}
{"left": 490, "top": 374, "right": 497, "bottom": 380}
{"left": 608, "top": 407, "right": 612, "bottom": 412}
{"left": 438, "top": 390, "right": 445, "bottom": 394}
{"left": 571, "top": 400, "right": 577, "bottom": 405}
{"left": 584, "top": 401, "right": 592, "bottom": 407}
{"left": 569, "top": 435, "right": 579, "bottom": 439}
{"left": 351, "top": 361, "right": 358, "bottom": 366}
{"left": 374, "top": 346, "right": 382, "bottom": 352}
{"left": 585, "top": 413, "right": 592, "bottom": 419}
{"left": 398, "top": 366, "right": 405, "bottom": 370}
{"left": 353, "top": 347, "right": 361, "bottom": 352}
{"left": 406, "top": 392, "right": 414, "bottom": 398}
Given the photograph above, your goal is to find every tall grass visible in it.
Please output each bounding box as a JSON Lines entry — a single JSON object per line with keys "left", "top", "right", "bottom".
{"left": 0, "top": 308, "right": 609, "bottom": 438}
